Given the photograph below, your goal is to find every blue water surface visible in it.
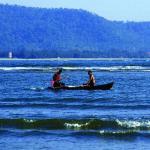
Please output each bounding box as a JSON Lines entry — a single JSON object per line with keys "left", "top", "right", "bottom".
{"left": 0, "top": 58, "right": 150, "bottom": 150}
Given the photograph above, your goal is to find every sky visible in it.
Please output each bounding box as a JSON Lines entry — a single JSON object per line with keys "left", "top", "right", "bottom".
{"left": 0, "top": 0, "right": 150, "bottom": 21}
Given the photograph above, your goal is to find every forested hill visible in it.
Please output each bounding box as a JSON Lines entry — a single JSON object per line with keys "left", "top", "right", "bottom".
{"left": 0, "top": 4, "right": 150, "bottom": 58}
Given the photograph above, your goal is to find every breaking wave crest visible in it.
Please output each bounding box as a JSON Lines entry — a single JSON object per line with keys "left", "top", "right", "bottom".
{"left": 0, "top": 66, "right": 150, "bottom": 72}
{"left": 1, "top": 118, "right": 150, "bottom": 130}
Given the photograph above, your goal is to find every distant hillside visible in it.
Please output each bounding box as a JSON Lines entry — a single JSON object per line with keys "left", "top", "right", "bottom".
{"left": 0, "top": 4, "right": 150, "bottom": 58}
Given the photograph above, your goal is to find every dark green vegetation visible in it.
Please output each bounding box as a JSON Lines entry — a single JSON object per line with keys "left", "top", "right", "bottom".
{"left": 0, "top": 4, "right": 150, "bottom": 58}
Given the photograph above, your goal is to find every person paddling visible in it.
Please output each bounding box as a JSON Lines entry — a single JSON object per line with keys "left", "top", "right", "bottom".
{"left": 52, "top": 69, "right": 65, "bottom": 88}
{"left": 84, "top": 70, "right": 95, "bottom": 87}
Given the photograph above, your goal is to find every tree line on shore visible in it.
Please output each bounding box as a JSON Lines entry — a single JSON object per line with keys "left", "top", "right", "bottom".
{"left": 0, "top": 4, "right": 150, "bottom": 58}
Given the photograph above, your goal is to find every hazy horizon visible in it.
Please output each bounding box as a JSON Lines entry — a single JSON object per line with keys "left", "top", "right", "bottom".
{"left": 0, "top": 0, "right": 150, "bottom": 22}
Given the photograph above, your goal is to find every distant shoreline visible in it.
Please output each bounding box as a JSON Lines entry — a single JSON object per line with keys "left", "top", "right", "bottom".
{"left": 0, "top": 58, "right": 150, "bottom": 61}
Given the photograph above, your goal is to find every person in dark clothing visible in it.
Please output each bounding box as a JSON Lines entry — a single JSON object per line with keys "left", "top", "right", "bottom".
{"left": 84, "top": 70, "right": 95, "bottom": 87}
{"left": 52, "top": 69, "right": 65, "bottom": 88}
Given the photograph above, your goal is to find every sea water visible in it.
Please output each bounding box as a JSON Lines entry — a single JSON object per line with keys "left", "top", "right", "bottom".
{"left": 0, "top": 58, "right": 150, "bottom": 150}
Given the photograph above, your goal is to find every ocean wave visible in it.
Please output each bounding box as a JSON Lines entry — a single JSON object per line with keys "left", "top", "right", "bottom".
{"left": 116, "top": 120, "right": 150, "bottom": 129}
{"left": 2, "top": 128, "right": 150, "bottom": 139}
{"left": 0, "top": 118, "right": 150, "bottom": 130}
{"left": 0, "top": 66, "right": 150, "bottom": 72}
{"left": 0, "top": 97, "right": 100, "bottom": 103}
{"left": 1, "top": 103, "right": 150, "bottom": 110}
{"left": 0, "top": 97, "right": 84, "bottom": 102}
{"left": 0, "top": 67, "right": 52, "bottom": 71}
{"left": 74, "top": 130, "right": 138, "bottom": 137}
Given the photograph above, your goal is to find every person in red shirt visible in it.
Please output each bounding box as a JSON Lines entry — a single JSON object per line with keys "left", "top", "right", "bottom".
{"left": 52, "top": 69, "right": 65, "bottom": 88}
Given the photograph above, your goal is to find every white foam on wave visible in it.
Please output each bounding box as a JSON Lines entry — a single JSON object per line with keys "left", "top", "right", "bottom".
{"left": 99, "top": 130, "right": 136, "bottom": 135}
{"left": 59, "top": 66, "right": 149, "bottom": 72}
{"left": 30, "top": 87, "right": 45, "bottom": 91}
{"left": 23, "top": 119, "right": 35, "bottom": 123}
{"left": 64, "top": 122, "right": 89, "bottom": 129}
{"left": 0, "top": 66, "right": 149, "bottom": 72}
{"left": 116, "top": 120, "right": 150, "bottom": 128}
{"left": 0, "top": 67, "right": 50, "bottom": 71}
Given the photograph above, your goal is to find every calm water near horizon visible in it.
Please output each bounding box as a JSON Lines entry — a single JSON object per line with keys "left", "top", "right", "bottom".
{"left": 0, "top": 58, "right": 150, "bottom": 150}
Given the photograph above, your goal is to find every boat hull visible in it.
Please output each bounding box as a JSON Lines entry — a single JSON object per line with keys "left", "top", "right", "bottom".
{"left": 48, "top": 82, "right": 114, "bottom": 91}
